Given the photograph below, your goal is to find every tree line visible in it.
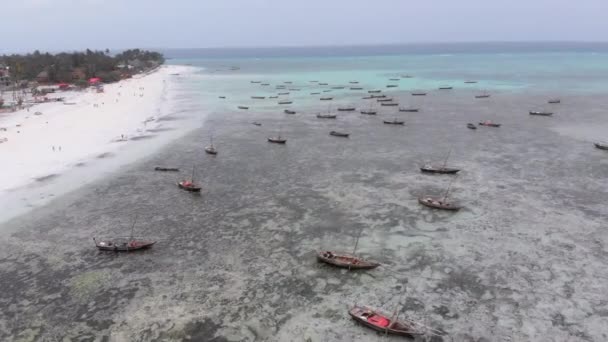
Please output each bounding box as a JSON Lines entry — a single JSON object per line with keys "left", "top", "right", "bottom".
{"left": 0, "top": 49, "right": 165, "bottom": 84}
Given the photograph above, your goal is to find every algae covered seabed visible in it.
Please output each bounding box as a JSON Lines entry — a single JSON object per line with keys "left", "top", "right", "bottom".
{"left": 1, "top": 90, "right": 607, "bottom": 342}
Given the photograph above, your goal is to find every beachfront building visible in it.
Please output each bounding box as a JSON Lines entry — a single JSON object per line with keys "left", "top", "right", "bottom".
{"left": 36, "top": 71, "right": 49, "bottom": 83}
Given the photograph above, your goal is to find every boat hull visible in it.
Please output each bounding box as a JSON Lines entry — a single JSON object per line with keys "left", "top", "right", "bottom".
{"left": 329, "top": 131, "right": 349, "bottom": 137}
{"left": 418, "top": 197, "right": 461, "bottom": 211}
{"left": 349, "top": 306, "right": 422, "bottom": 338}
{"left": 178, "top": 182, "right": 202, "bottom": 192}
{"left": 204, "top": 147, "right": 218, "bottom": 155}
{"left": 420, "top": 167, "right": 460, "bottom": 174}
{"left": 95, "top": 240, "right": 156, "bottom": 252}
{"left": 383, "top": 121, "right": 404, "bottom": 125}
{"left": 268, "top": 138, "right": 287, "bottom": 144}
{"left": 154, "top": 167, "right": 179, "bottom": 172}
{"left": 317, "top": 252, "right": 379, "bottom": 270}
{"left": 595, "top": 143, "right": 608, "bottom": 150}
{"left": 529, "top": 111, "right": 553, "bottom": 116}
{"left": 478, "top": 122, "right": 501, "bottom": 127}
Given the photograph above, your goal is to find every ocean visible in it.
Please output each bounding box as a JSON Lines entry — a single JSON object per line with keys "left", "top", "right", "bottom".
{"left": 1, "top": 43, "right": 608, "bottom": 342}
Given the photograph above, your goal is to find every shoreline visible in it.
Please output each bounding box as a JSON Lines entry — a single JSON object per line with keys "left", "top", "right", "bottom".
{"left": 0, "top": 64, "right": 205, "bottom": 225}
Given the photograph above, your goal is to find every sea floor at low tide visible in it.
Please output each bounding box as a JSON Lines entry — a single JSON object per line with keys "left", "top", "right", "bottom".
{"left": 1, "top": 89, "right": 608, "bottom": 341}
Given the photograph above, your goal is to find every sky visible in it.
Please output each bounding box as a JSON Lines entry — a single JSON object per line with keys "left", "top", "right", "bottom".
{"left": 1, "top": 0, "right": 607, "bottom": 53}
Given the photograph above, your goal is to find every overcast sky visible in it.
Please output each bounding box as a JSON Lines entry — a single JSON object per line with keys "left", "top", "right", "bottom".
{"left": 2, "top": 0, "right": 607, "bottom": 53}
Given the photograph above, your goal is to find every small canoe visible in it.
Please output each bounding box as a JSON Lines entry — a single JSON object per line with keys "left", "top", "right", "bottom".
{"left": 594, "top": 142, "right": 608, "bottom": 150}
{"left": 178, "top": 181, "right": 202, "bottom": 192}
{"left": 268, "top": 136, "right": 287, "bottom": 144}
{"left": 278, "top": 101, "right": 293, "bottom": 105}
{"left": 154, "top": 167, "right": 179, "bottom": 172}
{"left": 368, "top": 90, "right": 382, "bottom": 93}
{"left": 412, "top": 92, "right": 427, "bottom": 96}
{"left": 529, "top": 111, "right": 553, "bottom": 116}
{"left": 418, "top": 196, "right": 461, "bottom": 211}
{"left": 548, "top": 99, "right": 561, "bottom": 104}
{"left": 94, "top": 238, "right": 156, "bottom": 252}
{"left": 381, "top": 103, "right": 398, "bottom": 106}
{"left": 360, "top": 110, "right": 377, "bottom": 115}
{"left": 384, "top": 120, "right": 404, "bottom": 125}
{"left": 205, "top": 146, "right": 218, "bottom": 155}
{"left": 329, "top": 131, "right": 350, "bottom": 137}
{"left": 237, "top": 106, "right": 249, "bottom": 110}
{"left": 439, "top": 86, "right": 453, "bottom": 90}
{"left": 479, "top": 121, "right": 501, "bottom": 127}
{"left": 467, "top": 123, "right": 477, "bottom": 130}
{"left": 337, "top": 107, "right": 355, "bottom": 112}
{"left": 475, "top": 94, "right": 491, "bottom": 98}
{"left": 317, "top": 114, "right": 337, "bottom": 119}
{"left": 284, "top": 109, "right": 296, "bottom": 114}
{"left": 317, "top": 251, "right": 379, "bottom": 269}
{"left": 399, "top": 108, "right": 419, "bottom": 112}
{"left": 349, "top": 305, "right": 424, "bottom": 338}
{"left": 320, "top": 97, "right": 333, "bottom": 101}
{"left": 420, "top": 165, "right": 460, "bottom": 174}
{"left": 251, "top": 96, "right": 265, "bottom": 99}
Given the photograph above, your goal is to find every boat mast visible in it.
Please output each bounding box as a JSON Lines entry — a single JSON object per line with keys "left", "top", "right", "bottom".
{"left": 191, "top": 165, "right": 196, "bottom": 183}
{"left": 349, "top": 226, "right": 365, "bottom": 271}
{"left": 129, "top": 215, "right": 138, "bottom": 240}
{"left": 442, "top": 176, "right": 456, "bottom": 202}
{"left": 442, "top": 149, "right": 452, "bottom": 169}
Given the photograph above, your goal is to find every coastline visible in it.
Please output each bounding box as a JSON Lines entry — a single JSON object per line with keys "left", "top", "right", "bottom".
{"left": 0, "top": 64, "right": 205, "bottom": 225}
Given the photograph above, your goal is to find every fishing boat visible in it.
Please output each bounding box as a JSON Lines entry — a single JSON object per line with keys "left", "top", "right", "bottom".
{"left": 94, "top": 217, "right": 156, "bottom": 252}
{"left": 349, "top": 81, "right": 359, "bottom": 84}
{"left": 401, "top": 75, "right": 413, "bottom": 78}
{"left": 276, "top": 85, "right": 286, "bottom": 89}
{"left": 268, "top": 127, "right": 287, "bottom": 144}
{"left": 399, "top": 108, "right": 419, "bottom": 112}
{"left": 419, "top": 177, "right": 461, "bottom": 211}
{"left": 349, "top": 305, "right": 424, "bottom": 338}
{"left": 464, "top": 80, "right": 478, "bottom": 84}
{"left": 278, "top": 92, "right": 290, "bottom": 95}
{"left": 389, "top": 78, "right": 400, "bottom": 81}
{"left": 381, "top": 102, "right": 398, "bottom": 106}
{"left": 278, "top": 101, "right": 293, "bottom": 105}
{"left": 377, "top": 98, "right": 393, "bottom": 102}
{"left": 479, "top": 121, "right": 501, "bottom": 127}
{"left": 439, "top": 86, "right": 453, "bottom": 90}
{"left": 309, "top": 80, "right": 319, "bottom": 83}
{"left": 350, "top": 87, "right": 363, "bottom": 90}
{"left": 329, "top": 131, "right": 350, "bottom": 137}
{"left": 317, "top": 113, "right": 337, "bottom": 119}
{"left": 412, "top": 92, "right": 427, "bottom": 96}
{"left": 205, "top": 136, "right": 218, "bottom": 155}
{"left": 269, "top": 96, "right": 279, "bottom": 99}
{"left": 317, "top": 252, "right": 378, "bottom": 269}
{"left": 386, "top": 85, "right": 398, "bottom": 88}
{"left": 218, "top": 96, "right": 226, "bottom": 99}
{"left": 237, "top": 106, "right": 249, "bottom": 110}
{"left": 319, "top": 83, "right": 329, "bottom": 86}
{"left": 320, "top": 97, "right": 333, "bottom": 101}
{"left": 371, "top": 94, "right": 386, "bottom": 98}
{"left": 467, "top": 123, "right": 477, "bottom": 130}
{"left": 288, "top": 88, "right": 301, "bottom": 91}
{"left": 260, "top": 83, "right": 270, "bottom": 86}
{"left": 310, "top": 92, "right": 321, "bottom": 95}
{"left": 178, "top": 166, "right": 202, "bottom": 192}
{"left": 420, "top": 150, "right": 460, "bottom": 174}
{"left": 360, "top": 110, "right": 377, "bottom": 115}
{"left": 322, "top": 90, "right": 332, "bottom": 93}
{"left": 154, "top": 167, "right": 179, "bottom": 172}
{"left": 250, "top": 81, "right": 261, "bottom": 84}
{"left": 337, "top": 107, "right": 355, "bottom": 112}
{"left": 475, "top": 93, "right": 491, "bottom": 98}
{"left": 284, "top": 109, "right": 296, "bottom": 114}
{"left": 383, "top": 119, "right": 404, "bottom": 125}
{"left": 548, "top": 99, "right": 561, "bottom": 104}
{"left": 252, "top": 122, "right": 262, "bottom": 126}
{"left": 331, "top": 86, "right": 345, "bottom": 89}
{"left": 368, "top": 90, "right": 382, "bottom": 93}
{"left": 594, "top": 142, "right": 608, "bottom": 150}
{"left": 251, "top": 96, "right": 265, "bottom": 99}
{"left": 529, "top": 111, "right": 553, "bottom": 116}
{"left": 284, "top": 81, "right": 292, "bottom": 84}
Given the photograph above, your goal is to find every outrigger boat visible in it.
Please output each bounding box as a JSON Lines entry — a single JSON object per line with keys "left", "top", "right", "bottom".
{"left": 94, "top": 217, "right": 156, "bottom": 252}
{"left": 178, "top": 165, "right": 202, "bottom": 192}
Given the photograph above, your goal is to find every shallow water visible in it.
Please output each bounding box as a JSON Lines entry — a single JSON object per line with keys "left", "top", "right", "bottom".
{"left": 1, "top": 47, "right": 608, "bottom": 341}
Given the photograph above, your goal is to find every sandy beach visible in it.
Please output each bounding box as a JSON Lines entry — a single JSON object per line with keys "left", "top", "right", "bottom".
{"left": 0, "top": 64, "right": 202, "bottom": 224}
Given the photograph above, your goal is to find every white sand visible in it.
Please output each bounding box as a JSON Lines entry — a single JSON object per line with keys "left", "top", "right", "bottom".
{"left": 0, "top": 65, "right": 201, "bottom": 223}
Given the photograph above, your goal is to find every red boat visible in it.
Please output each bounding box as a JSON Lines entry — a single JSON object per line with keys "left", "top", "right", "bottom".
{"left": 317, "top": 251, "right": 379, "bottom": 270}
{"left": 478, "top": 121, "right": 501, "bottom": 127}
{"left": 178, "top": 180, "right": 202, "bottom": 192}
{"left": 349, "top": 305, "right": 424, "bottom": 338}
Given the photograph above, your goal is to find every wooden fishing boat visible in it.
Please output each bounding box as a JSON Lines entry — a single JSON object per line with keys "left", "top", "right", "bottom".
{"left": 205, "top": 136, "right": 218, "bottom": 155}
{"left": 276, "top": 85, "right": 286, "bottom": 89}
{"left": 420, "top": 165, "right": 460, "bottom": 174}
{"left": 284, "top": 81, "right": 293, "bottom": 84}
{"left": 269, "top": 96, "right": 279, "bottom": 99}
{"left": 386, "top": 85, "right": 398, "bottom": 88}
{"left": 317, "top": 252, "right": 379, "bottom": 269}
{"left": 268, "top": 136, "right": 286, "bottom": 144}
{"left": 467, "top": 123, "right": 477, "bottom": 130}
{"left": 362, "top": 96, "right": 373, "bottom": 99}
{"left": 383, "top": 119, "right": 404, "bottom": 125}
{"left": 412, "top": 92, "right": 427, "bottom": 96}
{"left": 349, "top": 81, "right": 359, "bottom": 84}
{"left": 337, "top": 107, "right": 355, "bottom": 112}
{"left": 320, "top": 97, "right": 333, "bottom": 101}
{"left": 368, "top": 90, "right": 382, "bottom": 93}
{"left": 377, "top": 98, "right": 393, "bottom": 102}
{"left": 94, "top": 238, "right": 156, "bottom": 252}
{"left": 250, "top": 81, "right": 261, "bottom": 84}
{"left": 284, "top": 109, "right": 296, "bottom": 114}
{"left": 261, "top": 83, "right": 270, "bottom": 86}
{"left": 371, "top": 94, "right": 386, "bottom": 98}
{"left": 288, "top": 88, "right": 301, "bottom": 91}
{"left": 252, "top": 122, "right": 262, "bottom": 126}
{"left": 310, "top": 92, "right": 321, "bottom": 95}
{"left": 218, "top": 96, "right": 226, "bottom": 99}
{"left": 381, "top": 102, "right": 398, "bottom": 106}
{"left": 439, "top": 86, "right": 453, "bottom": 90}
{"left": 389, "top": 78, "right": 400, "bottom": 81}
{"left": 237, "top": 106, "right": 249, "bottom": 110}
{"left": 399, "top": 108, "right": 419, "bottom": 112}
{"left": 529, "top": 111, "right": 553, "bottom": 116}
{"left": 464, "top": 80, "right": 477, "bottom": 84}
{"left": 548, "top": 99, "right": 561, "bottom": 104}
{"left": 251, "top": 96, "right": 265, "bottom": 99}
{"left": 278, "top": 101, "right": 293, "bottom": 105}
{"left": 594, "top": 142, "right": 608, "bottom": 150}
{"left": 317, "top": 113, "right": 337, "bottom": 119}
{"left": 329, "top": 131, "right": 350, "bottom": 137}
{"left": 350, "top": 87, "right": 363, "bottom": 90}
{"left": 349, "top": 305, "right": 424, "bottom": 338}
{"left": 478, "top": 121, "right": 501, "bottom": 127}
{"left": 475, "top": 94, "right": 491, "bottom": 98}
{"left": 322, "top": 90, "right": 332, "bottom": 93}
{"left": 154, "top": 167, "right": 179, "bottom": 172}
{"left": 278, "top": 92, "right": 290, "bottom": 95}
{"left": 360, "top": 110, "right": 377, "bottom": 115}
{"left": 309, "top": 80, "right": 319, "bottom": 83}
{"left": 401, "top": 75, "right": 413, "bottom": 78}
{"left": 319, "top": 83, "right": 329, "bottom": 85}
{"left": 418, "top": 196, "right": 461, "bottom": 211}
{"left": 331, "top": 86, "right": 345, "bottom": 89}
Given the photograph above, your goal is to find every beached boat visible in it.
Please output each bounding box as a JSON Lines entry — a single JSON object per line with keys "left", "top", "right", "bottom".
{"left": 594, "top": 142, "right": 608, "bottom": 150}
{"left": 252, "top": 122, "right": 262, "bottom": 126}
{"left": 337, "top": 107, "right": 355, "bottom": 112}
{"left": 467, "top": 123, "right": 477, "bottom": 130}
{"left": 284, "top": 109, "right": 296, "bottom": 114}
{"left": 317, "top": 252, "right": 378, "bottom": 269}
{"left": 329, "top": 131, "right": 350, "bottom": 138}
{"left": 154, "top": 167, "right": 179, "bottom": 172}
{"left": 368, "top": 90, "right": 382, "bottom": 93}
{"left": 383, "top": 119, "right": 404, "bottom": 125}
{"left": 412, "top": 92, "right": 427, "bottom": 96}
{"left": 529, "top": 111, "right": 553, "bottom": 116}
{"left": 548, "top": 99, "right": 561, "bottom": 104}
{"left": 479, "top": 121, "right": 501, "bottom": 127}
{"left": 386, "top": 85, "right": 398, "bottom": 88}
{"left": 381, "top": 102, "right": 398, "bottom": 106}
{"left": 439, "top": 86, "right": 453, "bottom": 90}
{"left": 278, "top": 101, "right": 293, "bottom": 105}
{"left": 399, "top": 108, "right": 419, "bottom": 112}
{"left": 349, "top": 305, "right": 424, "bottom": 338}
{"left": 317, "top": 113, "right": 337, "bottom": 119}
{"left": 251, "top": 96, "right": 265, "bottom": 99}
{"left": 94, "top": 217, "right": 156, "bottom": 252}
{"left": 205, "top": 136, "right": 218, "bottom": 155}
{"left": 320, "top": 97, "right": 333, "bottom": 101}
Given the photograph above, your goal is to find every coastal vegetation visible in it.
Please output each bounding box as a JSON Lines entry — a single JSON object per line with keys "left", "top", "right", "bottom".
{"left": 0, "top": 49, "right": 164, "bottom": 84}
